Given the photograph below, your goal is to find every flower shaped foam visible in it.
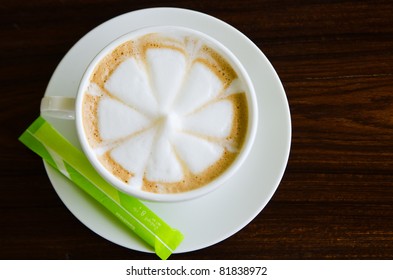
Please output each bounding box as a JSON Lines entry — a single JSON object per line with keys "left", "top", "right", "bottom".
{"left": 82, "top": 32, "right": 248, "bottom": 194}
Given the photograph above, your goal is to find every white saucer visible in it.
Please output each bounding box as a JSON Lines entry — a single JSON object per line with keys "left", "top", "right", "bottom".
{"left": 43, "top": 7, "right": 291, "bottom": 254}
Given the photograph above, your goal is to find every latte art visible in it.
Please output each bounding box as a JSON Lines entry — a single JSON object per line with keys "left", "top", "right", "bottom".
{"left": 82, "top": 30, "right": 249, "bottom": 193}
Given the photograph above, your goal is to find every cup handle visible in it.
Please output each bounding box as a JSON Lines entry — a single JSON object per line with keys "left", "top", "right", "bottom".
{"left": 40, "top": 96, "right": 76, "bottom": 120}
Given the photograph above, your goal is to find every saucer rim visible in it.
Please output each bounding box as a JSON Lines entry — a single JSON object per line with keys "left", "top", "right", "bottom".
{"left": 43, "top": 7, "right": 291, "bottom": 254}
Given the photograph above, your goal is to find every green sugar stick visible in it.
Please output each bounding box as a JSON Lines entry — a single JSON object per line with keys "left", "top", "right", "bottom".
{"left": 19, "top": 116, "right": 184, "bottom": 260}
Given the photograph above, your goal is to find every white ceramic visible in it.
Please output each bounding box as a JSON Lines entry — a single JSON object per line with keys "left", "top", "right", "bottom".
{"left": 70, "top": 25, "right": 258, "bottom": 202}
{"left": 42, "top": 7, "right": 291, "bottom": 254}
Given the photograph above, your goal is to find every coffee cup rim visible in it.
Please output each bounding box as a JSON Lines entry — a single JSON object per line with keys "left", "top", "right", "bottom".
{"left": 75, "top": 25, "right": 258, "bottom": 202}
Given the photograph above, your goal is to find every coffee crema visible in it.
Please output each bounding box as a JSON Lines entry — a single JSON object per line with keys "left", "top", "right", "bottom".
{"left": 82, "top": 30, "right": 249, "bottom": 194}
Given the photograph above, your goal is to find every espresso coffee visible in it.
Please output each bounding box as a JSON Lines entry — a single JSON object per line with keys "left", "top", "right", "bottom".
{"left": 82, "top": 29, "right": 249, "bottom": 194}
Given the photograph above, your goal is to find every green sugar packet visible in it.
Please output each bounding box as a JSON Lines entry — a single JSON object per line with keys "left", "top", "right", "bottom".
{"left": 19, "top": 116, "right": 184, "bottom": 260}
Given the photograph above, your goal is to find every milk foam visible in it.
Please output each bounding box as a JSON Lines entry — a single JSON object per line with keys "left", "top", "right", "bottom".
{"left": 82, "top": 31, "right": 249, "bottom": 193}
{"left": 183, "top": 100, "right": 233, "bottom": 138}
{"left": 173, "top": 62, "right": 222, "bottom": 116}
{"left": 110, "top": 127, "right": 156, "bottom": 186}
{"left": 98, "top": 96, "right": 150, "bottom": 141}
{"left": 105, "top": 58, "right": 158, "bottom": 117}
{"left": 172, "top": 133, "right": 224, "bottom": 174}
{"left": 146, "top": 48, "right": 186, "bottom": 111}
{"left": 145, "top": 130, "right": 184, "bottom": 183}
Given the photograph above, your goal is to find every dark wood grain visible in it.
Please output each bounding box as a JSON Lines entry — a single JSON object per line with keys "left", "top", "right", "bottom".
{"left": 1, "top": 0, "right": 393, "bottom": 260}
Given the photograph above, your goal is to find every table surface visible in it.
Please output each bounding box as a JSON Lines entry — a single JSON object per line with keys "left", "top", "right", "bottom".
{"left": 1, "top": 0, "right": 393, "bottom": 260}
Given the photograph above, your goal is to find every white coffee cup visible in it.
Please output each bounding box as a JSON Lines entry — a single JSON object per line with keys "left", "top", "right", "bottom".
{"left": 41, "top": 26, "right": 258, "bottom": 202}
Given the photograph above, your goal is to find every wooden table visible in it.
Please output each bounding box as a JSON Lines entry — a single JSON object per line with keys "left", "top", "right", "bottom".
{"left": 1, "top": 0, "right": 392, "bottom": 260}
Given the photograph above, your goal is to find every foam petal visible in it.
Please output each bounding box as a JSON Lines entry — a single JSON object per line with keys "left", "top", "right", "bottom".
{"left": 98, "top": 96, "right": 150, "bottom": 141}
{"left": 105, "top": 58, "right": 158, "bottom": 117}
{"left": 173, "top": 132, "right": 224, "bottom": 174}
{"left": 173, "top": 62, "right": 223, "bottom": 116}
{"left": 110, "top": 128, "right": 156, "bottom": 188}
{"left": 183, "top": 100, "right": 233, "bottom": 138}
{"left": 146, "top": 49, "right": 186, "bottom": 111}
{"left": 145, "top": 133, "right": 184, "bottom": 183}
